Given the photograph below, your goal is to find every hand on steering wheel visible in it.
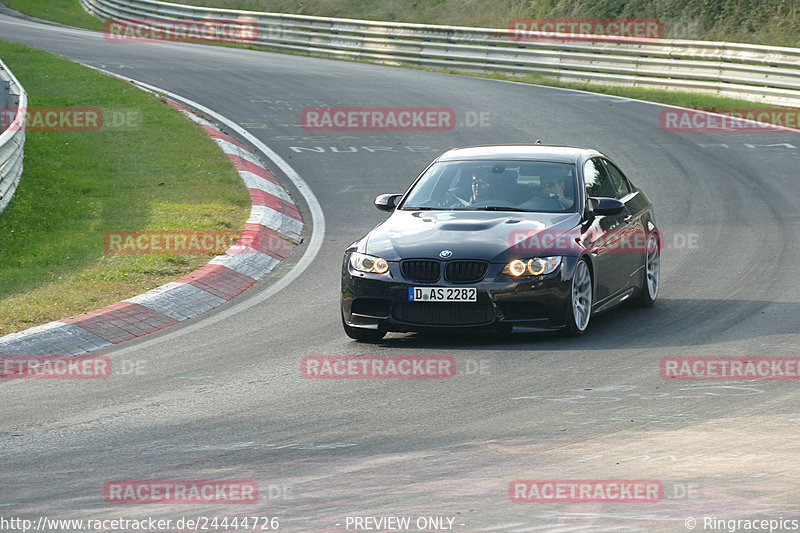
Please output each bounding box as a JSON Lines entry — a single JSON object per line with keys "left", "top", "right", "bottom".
{"left": 440, "top": 191, "right": 470, "bottom": 207}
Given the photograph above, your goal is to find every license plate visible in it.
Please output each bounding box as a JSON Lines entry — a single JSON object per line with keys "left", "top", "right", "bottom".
{"left": 408, "top": 287, "right": 477, "bottom": 302}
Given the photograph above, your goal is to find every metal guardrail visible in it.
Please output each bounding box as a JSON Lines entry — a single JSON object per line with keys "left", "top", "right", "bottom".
{"left": 81, "top": 0, "right": 800, "bottom": 107}
{"left": 0, "top": 59, "right": 26, "bottom": 216}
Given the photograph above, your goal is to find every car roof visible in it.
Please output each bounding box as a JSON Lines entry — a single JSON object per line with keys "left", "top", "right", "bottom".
{"left": 436, "top": 145, "right": 601, "bottom": 163}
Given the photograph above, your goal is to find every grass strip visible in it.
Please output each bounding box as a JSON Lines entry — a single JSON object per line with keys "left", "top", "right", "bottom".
{"left": 0, "top": 39, "right": 250, "bottom": 334}
{"left": 3, "top": 0, "right": 105, "bottom": 31}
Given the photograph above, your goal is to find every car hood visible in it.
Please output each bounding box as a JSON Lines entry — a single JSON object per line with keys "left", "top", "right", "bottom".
{"left": 364, "top": 210, "right": 581, "bottom": 262}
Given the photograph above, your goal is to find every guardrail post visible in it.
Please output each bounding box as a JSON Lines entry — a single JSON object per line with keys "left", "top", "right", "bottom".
{"left": 0, "top": 80, "right": 8, "bottom": 121}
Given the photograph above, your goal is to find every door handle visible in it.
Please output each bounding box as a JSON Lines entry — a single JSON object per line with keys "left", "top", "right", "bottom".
{"left": 623, "top": 214, "right": 633, "bottom": 223}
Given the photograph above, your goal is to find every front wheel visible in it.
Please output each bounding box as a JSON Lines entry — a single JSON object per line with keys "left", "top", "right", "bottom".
{"left": 342, "top": 311, "right": 386, "bottom": 342}
{"left": 560, "top": 258, "right": 593, "bottom": 337}
{"left": 635, "top": 232, "right": 660, "bottom": 307}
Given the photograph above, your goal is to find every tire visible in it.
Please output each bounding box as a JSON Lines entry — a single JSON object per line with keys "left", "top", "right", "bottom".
{"left": 559, "top": 258, "right": 593, "bottom": 337}
{"left": 635, "top": 232, "right": 660, "bottom": 307}
{"left": 342, "top": 312, "right": 386, "bottom": 342}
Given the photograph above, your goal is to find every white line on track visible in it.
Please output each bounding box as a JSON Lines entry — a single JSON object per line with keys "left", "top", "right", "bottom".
{"left": 82, "top": 67, "right": 326, "bottom": 357}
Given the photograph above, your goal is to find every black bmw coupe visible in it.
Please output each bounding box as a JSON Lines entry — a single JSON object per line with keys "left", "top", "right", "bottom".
{"left": 341, "top": 145, "right": 660, "bottom": 341}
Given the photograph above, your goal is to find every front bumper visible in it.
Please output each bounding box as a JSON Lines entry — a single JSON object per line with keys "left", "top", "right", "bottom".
{"left": 341, "top": 255, "right": 578, "bottom": 333}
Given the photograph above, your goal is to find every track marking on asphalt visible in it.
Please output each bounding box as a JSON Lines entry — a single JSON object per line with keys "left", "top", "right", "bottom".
{"left": 78, "top": 67, "right": 326, "bottom": 358}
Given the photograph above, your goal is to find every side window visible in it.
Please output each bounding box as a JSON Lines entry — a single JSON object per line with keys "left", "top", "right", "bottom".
{"left": 602, "top": 159, "right": 632, "bottom": 199}
{"left": 583, "top": 158, "right": 616, "bottom": 198}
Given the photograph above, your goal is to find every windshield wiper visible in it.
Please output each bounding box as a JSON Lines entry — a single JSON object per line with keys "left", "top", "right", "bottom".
{"left": 403, "top": 206, "right": 442, "bottom": 210}
{"left": 475, "top": 206, "right": 532, "bottom": 212}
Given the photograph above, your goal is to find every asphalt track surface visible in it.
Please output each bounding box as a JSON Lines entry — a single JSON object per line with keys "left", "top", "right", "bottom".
{"left": 1, "top": 7, "right": 800, "bottom": 532}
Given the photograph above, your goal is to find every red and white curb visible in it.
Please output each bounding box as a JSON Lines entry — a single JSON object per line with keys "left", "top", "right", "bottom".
{"left": 0, "top": 100, "right": 303, "bottom": 356}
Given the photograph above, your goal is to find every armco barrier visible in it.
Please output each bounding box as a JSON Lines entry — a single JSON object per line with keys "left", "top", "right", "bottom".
{"left": 80, "top": 0, "right": 800, "bottom": 107}
{"left": 0, "top": 58, "right": 26, "bottom": 215}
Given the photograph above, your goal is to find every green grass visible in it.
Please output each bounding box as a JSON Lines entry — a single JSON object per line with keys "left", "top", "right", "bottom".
{"left": 3, "top": 0, "right": 104, "bottom": 31}
{"left": 0, "top": 40, "right": 250, "bottom": 334}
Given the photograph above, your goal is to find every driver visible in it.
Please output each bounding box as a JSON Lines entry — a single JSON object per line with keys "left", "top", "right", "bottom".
{"left": 541, "top": 173, "right": 574, "bottom": 209}
{"left": 448, "top": 173, "right": 495, "bottom": 206}
{"left": 471, "top": 174, "right": 494, "bottom": 203}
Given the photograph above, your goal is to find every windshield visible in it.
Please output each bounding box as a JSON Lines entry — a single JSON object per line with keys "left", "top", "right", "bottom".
{"left": 400, "top": 160, "right": 578, "bottom": 213}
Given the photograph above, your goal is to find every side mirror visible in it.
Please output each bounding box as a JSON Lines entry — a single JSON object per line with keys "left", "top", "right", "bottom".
{"left": 374, "top": 193, "right": 402, "bottom": 212}
{"left": 590, "top": 197, "right": 625, "bottom": 216}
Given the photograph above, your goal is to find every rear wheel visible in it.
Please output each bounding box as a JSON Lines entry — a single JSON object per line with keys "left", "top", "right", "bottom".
{"left": 342, "top": 311, "right": 386, "bottom": 342}
{"left": 635, "top": 232, "right": 660, "bottom": 307}
{"left": 560, "top": 258, "right": 593, "bottom": 337}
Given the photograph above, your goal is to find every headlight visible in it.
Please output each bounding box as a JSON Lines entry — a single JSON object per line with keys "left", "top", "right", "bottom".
{"left": 506, "top": 259, "right": 527, "bottom": 277}
{"left": 503, "top": 256, "right": 562, "bottom": 277}
{"left": 350, "top": 252, "right": 390, "bottom": 274}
